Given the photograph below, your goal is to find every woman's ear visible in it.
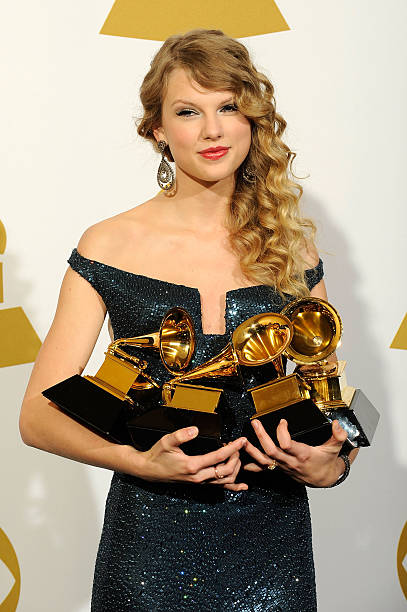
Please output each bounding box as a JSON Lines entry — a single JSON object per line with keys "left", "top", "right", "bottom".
{"left": 153, "top": 126, "right": 166, "bottom": 143}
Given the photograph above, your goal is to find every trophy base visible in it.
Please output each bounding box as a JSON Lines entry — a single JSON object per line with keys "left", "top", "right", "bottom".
{"left": 127, "top": 406, "right": 222, "bottom": 455}
{"left": 42, "top": 374, "right": 132, "bottom": 445}
{"left": 336, "top": 387, "right": 380, "bottom": 446}
{"left": 243, "top": 399, "right": 334, "bottom": 448}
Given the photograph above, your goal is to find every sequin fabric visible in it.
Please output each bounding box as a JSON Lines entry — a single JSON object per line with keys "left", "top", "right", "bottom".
{"left": 68, "top": 249, "right": 324, "bottom": 612}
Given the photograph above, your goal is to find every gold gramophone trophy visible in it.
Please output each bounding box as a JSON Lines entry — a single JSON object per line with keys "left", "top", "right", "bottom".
{"left": 282, "top": 298, "right": 379, "bottom": 448}
{"left": 128, "top": 313, "right": 295, "bottom": 454}
{"left": 42, "top": 307, "right": 192, "bottom": 444}
{"left": 127, "top": 335, "right": 241, "bottom": 454}
{"left": 240, "top": 309, "right": 334, "bottom": 447}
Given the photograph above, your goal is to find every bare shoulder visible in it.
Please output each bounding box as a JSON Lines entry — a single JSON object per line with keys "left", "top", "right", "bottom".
{"left": 77, "top": 195, "right": 166, "bottom": 261}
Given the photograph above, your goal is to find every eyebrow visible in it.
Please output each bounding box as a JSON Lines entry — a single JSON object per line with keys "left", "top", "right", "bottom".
{"left": 171, "top": 97, "right": 235, "bottom": 108}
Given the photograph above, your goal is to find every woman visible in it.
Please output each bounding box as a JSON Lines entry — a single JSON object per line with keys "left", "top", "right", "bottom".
{"left": 20, "top": 29, "right": 356, "bottom": 611}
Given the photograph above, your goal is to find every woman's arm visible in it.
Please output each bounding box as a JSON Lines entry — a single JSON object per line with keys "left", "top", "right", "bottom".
{"left": 19, "top": 265, "right": 140, "bottom": 472}
{"left": 20, "top": 260, "right": 247, "bottom": 490}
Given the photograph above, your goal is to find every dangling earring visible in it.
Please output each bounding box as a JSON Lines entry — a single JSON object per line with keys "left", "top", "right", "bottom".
{"left": 242, "top": 163, "right": 256, "bottom": 185}
{"left": 157, "top": 140, "right": 175, "bottom": 191}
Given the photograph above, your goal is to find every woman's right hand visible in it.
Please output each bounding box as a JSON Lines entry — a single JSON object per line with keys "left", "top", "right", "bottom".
{"left": 138, "top": 427, "right": 248, "bottom": 491}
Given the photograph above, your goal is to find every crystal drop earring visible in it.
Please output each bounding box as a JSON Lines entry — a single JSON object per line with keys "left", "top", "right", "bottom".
{"left": 242, "top": 163, "right": 256, "bottom": 185}
{"left": 157, "top": 141, "right": 175, "bottom": 190}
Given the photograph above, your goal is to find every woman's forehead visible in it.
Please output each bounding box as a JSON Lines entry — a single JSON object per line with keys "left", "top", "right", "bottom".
{"left": 163, "top": 68, "right": 233, "bottom": 104}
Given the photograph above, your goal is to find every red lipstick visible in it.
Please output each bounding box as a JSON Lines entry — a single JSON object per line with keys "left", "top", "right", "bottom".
{"left": 198, "top": 146, "right": 230, "bottom": 160}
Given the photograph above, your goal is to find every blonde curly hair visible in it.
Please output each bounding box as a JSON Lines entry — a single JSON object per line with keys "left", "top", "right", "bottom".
{"left": 137, "top": 29, "right": 316, "bottom": 297}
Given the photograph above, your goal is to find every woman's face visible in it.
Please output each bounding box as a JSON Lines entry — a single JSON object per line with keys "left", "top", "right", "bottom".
{"left": 153, "top": 68, "right": 252, "bottom": 185}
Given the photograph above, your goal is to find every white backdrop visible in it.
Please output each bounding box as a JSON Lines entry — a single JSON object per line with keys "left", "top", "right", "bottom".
{"left": 1, "top": 1, "right": 406, "bottom": 610}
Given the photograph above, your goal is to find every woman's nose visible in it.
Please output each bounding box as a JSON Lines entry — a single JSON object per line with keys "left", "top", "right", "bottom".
{"left": 201, "top": 113, "right": 224, "bottom": 140}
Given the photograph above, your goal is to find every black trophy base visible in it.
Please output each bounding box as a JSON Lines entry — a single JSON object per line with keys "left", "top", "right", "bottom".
{"left": 43, "top": 374, "right": 132, "bottom": 445}
{"left": 243, "top": 399, "right": 333, "bottom": 448}
{"left": 343, "top": 388, "right": 380, "bottom": 446}
{"left": 127, "top": 406, "right": 222, "bottom": 455}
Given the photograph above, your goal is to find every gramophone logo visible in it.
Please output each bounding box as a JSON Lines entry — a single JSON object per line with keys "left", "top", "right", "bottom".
{"left": 398, "top": 522, "right": 407, "bottom": 600}
{"left": 0, "top": 220, "right": 41, "bottom": 367}
{"left": 392, "top": 316, "right": 407, "bottom": 599}
{"left": 390, "top": 314, "right": 407, "bottom": 350}
{"left": 0, "top": 528, "right": 20, "bottom": 611}
{"left": 100, "top": 0, "right": 289, "bottom": 40}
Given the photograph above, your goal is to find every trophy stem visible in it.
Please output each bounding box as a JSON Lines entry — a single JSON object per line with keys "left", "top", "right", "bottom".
{"left": 272, "top": 355, "right": 286, "bottom": 378}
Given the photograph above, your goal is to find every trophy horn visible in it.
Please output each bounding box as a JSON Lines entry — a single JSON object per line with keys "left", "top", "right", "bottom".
{"left": 165, "top": 342, "right": 240, "bottom": 388}
{"left": 280, "top": 297, "right": 342, "bottom": 365}
{"left": 109, "top": 307, "right": 195, "bottom": 376}
{"left": 232, "top": 312, "right": 293, "bottom": 376}
{"left": 162, "top": 342, "right": 240, "bottom": 406}
{"left": 162, "top": 312, "right": 293, "bottom": 405}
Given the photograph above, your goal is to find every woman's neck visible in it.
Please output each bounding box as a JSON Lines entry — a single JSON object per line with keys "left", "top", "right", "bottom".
{"left": 168, "top": 168, "right": 235, "bottom": 232}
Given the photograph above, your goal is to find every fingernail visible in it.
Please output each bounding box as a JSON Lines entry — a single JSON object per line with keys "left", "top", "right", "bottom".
{"left": 334, "top": 421, "right": 341, "bottom": 430}
{"left": 188, "top": 426, "right": 198, "bottom": 437}
{"left": 253, "top": 420, "right": 259, "bottom": 429}
{"left": 279, "top": 419, "right": 286, "bottom": 425}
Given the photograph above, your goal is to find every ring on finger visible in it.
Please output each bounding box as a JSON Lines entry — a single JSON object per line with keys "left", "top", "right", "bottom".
{"left": 266, "top": 460, "right": 278, "bottom": 471}
{"left": 214, "top": 465, "right": 223, "bottom": 479}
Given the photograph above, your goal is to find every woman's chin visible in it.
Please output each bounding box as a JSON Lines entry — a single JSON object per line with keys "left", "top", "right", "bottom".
{"left": 180, "top": 167, "right": 238, "bottom": 186}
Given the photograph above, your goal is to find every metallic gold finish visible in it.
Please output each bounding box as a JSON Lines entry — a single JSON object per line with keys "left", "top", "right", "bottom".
{"left": 162, "top": 342, "right": 241, "bottom": 408}
{"left": 161, "top": 337, "right": 242, "bottom": 413}
{"left": 232, "top": 312, "right": 293, "bottom": 376}
{"left": 249, "top": 374, "right": 311, "bottom": 416}
{"left": 161, "top": 313, "right": 294, "bottom": 422}
{"left": 280, "top": 298, "right": 347, "bottom": 410}
{"left": 267, "top": 460, "right": 278, "bottom": 471}
{"left": 162, "top": 312, "right": 292, "bottom": 408}
{"left": 281, "top": 297, "right": 342, "bottom": 365}
{"left": 163, "top": 382, "right": 223, "bottom": 413}
{"left": 109, "top": 307, "right": 195, "bottom": 376}
{"left": 296, "top": 360, "right": 348, "bottom": 411}
{"left": 243, "top": 302, "right": 339, "bottom": 443}
{"left": 84, "top": 352, "right": 148, "bottom": 404}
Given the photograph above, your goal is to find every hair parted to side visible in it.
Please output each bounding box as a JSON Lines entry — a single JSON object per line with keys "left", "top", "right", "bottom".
{"left": 137, "top": 29, "right": 316, "bottom": 297}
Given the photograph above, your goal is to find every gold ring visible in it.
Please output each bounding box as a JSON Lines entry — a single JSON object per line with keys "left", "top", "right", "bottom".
{"left": 266, "top": 460, "right": 277, "bottom": 471}
{"left": 214, "top": 466, "right": 222, "bottom": 479}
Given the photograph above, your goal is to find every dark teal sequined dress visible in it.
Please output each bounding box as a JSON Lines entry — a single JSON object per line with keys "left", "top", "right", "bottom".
{"left": 68, "top": 248, "right": 324, "bottom": 612}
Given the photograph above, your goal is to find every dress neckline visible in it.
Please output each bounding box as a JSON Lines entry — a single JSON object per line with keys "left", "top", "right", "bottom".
{"left": 71, "top": 248, "right": 321, "bottom": 338}
{"left": 73, "top": 248, "right": 265, "bottom": 296}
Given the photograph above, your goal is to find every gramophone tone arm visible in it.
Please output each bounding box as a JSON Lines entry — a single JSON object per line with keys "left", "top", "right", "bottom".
{"left": 107, "top": 345, "right": 148, "bottom": 370}
{"left": 109, "top": 332, "right": 160, "bottom": 352}
{"left": 134, "top": 370, "right": 160, "bottom": 389}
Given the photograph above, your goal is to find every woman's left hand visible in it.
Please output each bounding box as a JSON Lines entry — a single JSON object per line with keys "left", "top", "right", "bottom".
{"left": 243, "top": 418, "right": 349, "bottom": 487}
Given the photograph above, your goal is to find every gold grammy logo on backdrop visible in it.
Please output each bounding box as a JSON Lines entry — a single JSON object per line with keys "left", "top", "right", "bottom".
{"left": 392, "top": 318, "right": 407, "bottom": 599}
{"left": 0, "top": 528, "right": 20, "bottom": 611}
{"left": 390, "top": 314, "right": 407, "bottom": 350}
{"left": 100, "top": 0, "right": 289, "bottom": 40}
{"left": 0, "top": 220, "right": 41, "bottom": 367}
{"left": 398, "top": 522, "right": 407, "bottom": 600}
